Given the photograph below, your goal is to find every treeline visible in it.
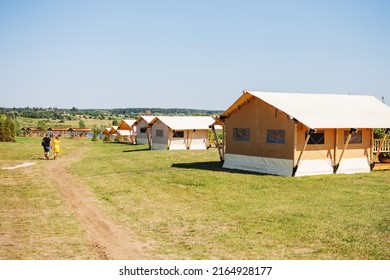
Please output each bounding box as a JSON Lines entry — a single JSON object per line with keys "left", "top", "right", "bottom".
{"left": 0, "top": 107, "right": 223, "bottom": 120}
{"left": 110, "top": 108, "right": 223, "bottom": 117}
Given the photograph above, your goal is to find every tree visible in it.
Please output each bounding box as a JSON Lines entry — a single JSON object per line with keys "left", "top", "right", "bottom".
{"left": 79, "top": 119, "right": 86, "bottom": 128}
{"left": 0, "top": 117, "right": 16, "bottom": 142}
{"left": 112, "top": 119, "right": 119, "bottom": 126}
{"left": 91, "top": 125, "right": 102, "bottom": 141}
{"left": 6, "top": 111, "right": 19, "bottom": 119}
{"left": 37, "top": 120, "right": 47, "bottom": 130}
{"left": 0, "top": 118, "right": 4, "bottom": 141}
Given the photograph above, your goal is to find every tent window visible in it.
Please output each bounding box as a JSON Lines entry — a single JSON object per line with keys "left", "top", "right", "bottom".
{"left": 140, "top": 127, "right": 147, "bottom": 133}
{"left": 344, "top": 130, "right": 362, "bottom": 144}
{"left": 307, "top": 130, "right": 325, "bottom": 145}
{"left": 156, "top": 129, "right": 164, "bottom": 138}
{"left": 233, "top": 128, "right": 250, "bottom": 142}
{"left": 173, "top": 131, "right": 184, "bottom": 138}
{"left": 267, "top": 129, "right": 285, "bottom": 144}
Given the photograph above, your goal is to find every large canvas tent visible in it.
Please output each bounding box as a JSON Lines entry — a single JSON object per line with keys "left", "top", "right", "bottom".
{"left": 218, "top": 91, "right": 390, "bottom": 176}
{"left": 147, "top": 116, "right": 215, "bottom": 150}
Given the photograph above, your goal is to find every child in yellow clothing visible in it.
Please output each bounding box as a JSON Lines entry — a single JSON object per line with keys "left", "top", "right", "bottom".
{"left": 52, "top": 135, "right": 62, "bottom": 160}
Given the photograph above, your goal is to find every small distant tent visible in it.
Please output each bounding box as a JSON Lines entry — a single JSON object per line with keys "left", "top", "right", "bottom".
{"left": 117, "top": 119, "right": 136, "bottom": 143}
{"left": 102, "top": 127, "right": 112, "bottom": 141}
{"left": 217, "top": 91, "right": 390, "bottom": 176}
{"left": 103, "top": 127, "right": 111, "bottom": 135}
{"left": 147, "top": 116, "right": 215, "bottom": 150}
{"left": 133, "top": 116, "right": 155, "bottom": 146}
{"left": 109, "top": 126, "right": 119, "bottom": 136}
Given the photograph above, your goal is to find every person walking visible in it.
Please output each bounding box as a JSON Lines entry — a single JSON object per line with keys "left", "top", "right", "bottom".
{"left": 41, "top": 134, "right": 51, "bottom": 160}
{"left": 52, "top": 135, "right": 62, "bottom": 160}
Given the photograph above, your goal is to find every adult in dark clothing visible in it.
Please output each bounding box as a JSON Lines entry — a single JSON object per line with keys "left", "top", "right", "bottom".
{"left": 42, "top": 134, "right": 51, "bottom": 160}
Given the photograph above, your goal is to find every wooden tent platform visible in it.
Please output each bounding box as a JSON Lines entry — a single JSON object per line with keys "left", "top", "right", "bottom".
{"left": 373, "top": 162, "right": 390, "bottom": 171}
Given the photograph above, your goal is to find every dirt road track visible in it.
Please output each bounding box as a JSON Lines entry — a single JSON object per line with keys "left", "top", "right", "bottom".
{"left": 47, "top": 145, "right": 153, "bottom": 260}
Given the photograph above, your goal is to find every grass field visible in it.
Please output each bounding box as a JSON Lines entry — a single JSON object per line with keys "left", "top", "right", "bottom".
{"left": 1, "top": 137, "right": 389, "bottom": 259}
{"left": 17, "top": 116, "right": 112, "bottom": 129}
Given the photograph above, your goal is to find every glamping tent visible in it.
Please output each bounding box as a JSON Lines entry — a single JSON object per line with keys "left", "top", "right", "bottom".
{"left": 133, "top": 116, "right": 155, "bottom": 146}
{"left": 117, "top": 119, "right": 136, "bottom": 143}
{"left": 109, "top": 126, "right": 119, "bottom": 136}
{"left": 103, "top": 127, "right": 111, "bottom": 135}
{"left": 102, "top": 127, "right": 113, "bottom": 141}
{"left": 147, "top": 116, "right": 215, "bottom": 150}
{"left": 218, "top": 91, "right": 390, "bottom": 176}
{"left": 108, "top": 125, "right": 133, "bottom": 142}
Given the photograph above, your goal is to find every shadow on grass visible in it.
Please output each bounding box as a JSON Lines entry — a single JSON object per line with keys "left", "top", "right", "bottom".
{"left": 122, "top": 148, "right": 151, "bottom": 153}
{"left": 171, "top": 161, "right": 267, "bottom": 175}
{"left": 103, "top": 141, "right": 133, "bottom": 145}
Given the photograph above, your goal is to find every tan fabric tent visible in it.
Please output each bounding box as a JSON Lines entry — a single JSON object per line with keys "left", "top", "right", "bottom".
{"left": 103, "top": 127, "right": 111, "bottom": 135}
{"left": 117, "top": 120, "right": 136, "bottom": 143}
{"left": 109, "top": 126, "right": 119, "bottom": 135}
{"left": 147, "top": 116, "right": 215, "bottom": 150}
{"left": 219, "top": 91, "right": 390, "bottom": 176}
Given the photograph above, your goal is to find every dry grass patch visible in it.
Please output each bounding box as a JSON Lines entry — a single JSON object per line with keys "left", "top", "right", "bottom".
{"left": 0, "top": 137, "right": 97, "bottom": 259}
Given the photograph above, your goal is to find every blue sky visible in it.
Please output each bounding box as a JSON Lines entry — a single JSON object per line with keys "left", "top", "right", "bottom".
{"left": 0, "top": 0, "right": 389, "bottom": 109}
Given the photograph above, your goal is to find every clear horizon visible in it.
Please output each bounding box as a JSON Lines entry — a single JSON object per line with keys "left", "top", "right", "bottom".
{"left": 1, "top": 0, "right": 389, "bottom": 110}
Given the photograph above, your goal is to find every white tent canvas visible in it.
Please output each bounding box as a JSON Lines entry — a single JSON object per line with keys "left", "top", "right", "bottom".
{"left": 148, "top": 116, "right": 215, "bottom": 150}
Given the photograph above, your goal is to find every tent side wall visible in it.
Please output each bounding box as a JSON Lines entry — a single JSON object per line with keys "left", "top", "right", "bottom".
{"left": 188, "top": 130, "right": 208, "bottom": 150}
{"left": 136, "top": 119, "right": 150, "bottom": 145}
{"left": 151, "top": 119, "right": 169, "bottom": 150}
{"left": 294, "top": 126, "right": 371, "bottom": 176}
{"left": 223, "top": 97, "right": 295, "bottom": 176}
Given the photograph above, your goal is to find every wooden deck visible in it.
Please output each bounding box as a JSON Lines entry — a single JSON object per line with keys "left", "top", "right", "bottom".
{"left": 373, "top": 162, "right": 390, "bottom": 171}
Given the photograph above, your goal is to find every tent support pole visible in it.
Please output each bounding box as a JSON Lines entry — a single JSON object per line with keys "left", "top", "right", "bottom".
{"left": 147, "top": 126, "right": 152, "bottom": 150}
{"left": 222, "top": 122, "right": 225, "bottom": 161}
{"left": 370, "top": 129, "right": 374, "bottom": 170}
{"left": 188, "top": 129, "right": 195, "bottom": 149}
{"left": 372, "top": 128, "right": 390, "bottom": 169}
{"left": 167, "top": 129, "right": 173, "bottom": 150}
{"left": 211, "top": 125, "right": 223, "bottom": 162}
{"left": 292, "top": 128, "right": 316, "bottom": 177}
{"left": 333, "top": 129, "right": 338, "bottom": 169}
{"left": 334, "top": 128, "right": 357, "bottom": 173}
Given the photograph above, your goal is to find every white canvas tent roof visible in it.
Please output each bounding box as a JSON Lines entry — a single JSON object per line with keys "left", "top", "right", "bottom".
{"left": 117, "top": 119, "right": 136, "bottom": 130}
{"left": 133, "top": 116, "right": 155, "bottom": 126}
{"left": 148, "top": 116, "right": 215, "bottom": 130}
{"left": 222, "top": 91, "right": 390, "bottom": 129}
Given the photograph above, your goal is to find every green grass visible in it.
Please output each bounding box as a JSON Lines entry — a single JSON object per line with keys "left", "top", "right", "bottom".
{"left": 70, "top": 141, "right": 390, "bottom": 260}
{"left": 16, "top": 116, "right": 112, "bottom": 129}
{"left": 1, "top": 137, "right": 389, "bottom": 259}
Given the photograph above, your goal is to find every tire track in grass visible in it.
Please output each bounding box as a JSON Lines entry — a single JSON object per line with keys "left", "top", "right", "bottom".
{"left": 47, "top": 144, "right": 153, "bottom": 260}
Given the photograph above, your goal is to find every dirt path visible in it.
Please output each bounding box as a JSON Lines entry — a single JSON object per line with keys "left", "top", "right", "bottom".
{"left": 47, "top": 145, "right": 154, "bottom": 260}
